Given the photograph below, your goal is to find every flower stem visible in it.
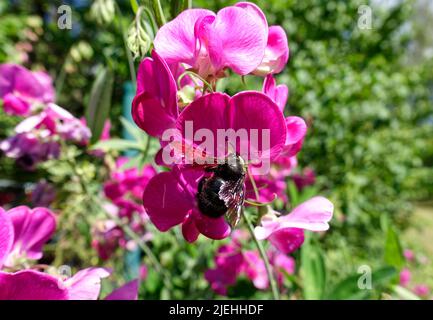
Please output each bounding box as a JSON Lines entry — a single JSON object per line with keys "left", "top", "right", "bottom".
{"left": 246, "top": 168, "right": 280, "bottom": 300}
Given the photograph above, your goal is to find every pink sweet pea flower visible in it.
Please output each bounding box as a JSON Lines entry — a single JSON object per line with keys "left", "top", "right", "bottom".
{"left": 262, "top": 75, "right": 288, "bottom": 112}
{"left": 413, "top": 284, "right": 430, "bottom": 297}
{"left": 0, "top": 63, "right": 55, "bottom": 116}
{"left": 254, "top": 197, "right": 333, "bottom": 254}
{"left": 0, "top": 267, "right": 110, "bottom": 300}
{"left": 403, "top": 249, "right": 415, "bottom": 262}
{"left": 399, "top": 268, "right": 411, "bottom": 287}
{"left": 234, "top": 3, "right": 288, "bottom": 76}
{"left": 154, "top": 3, "right": 268, "bottom": 79}
{"left": 132, "top": 51, "right": 179, "bottom": 138}
{"left": 0, "top": 206, "right": 56, "bottom": 268}
{"left": 143, "top": 91, "right": 288, "bottom": 242}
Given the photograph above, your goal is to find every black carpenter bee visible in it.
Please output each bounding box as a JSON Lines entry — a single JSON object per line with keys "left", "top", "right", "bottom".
{"left": 197, "top": 153, "right": 246, "bottom": 227}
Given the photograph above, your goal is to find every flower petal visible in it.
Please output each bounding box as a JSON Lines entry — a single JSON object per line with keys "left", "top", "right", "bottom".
{"left": 105, "top": 279, "right": 139, "bottom": 300}
{"left": 8, "top": 206, "right": 56, "bottom": 261}
{"left": 182, "top": 213, "right": 200, "bottom": 243}
{"left": 0, "top": 208, "right": 14, "bottom": 268}
{"left": 262, "top": 75, "right": 288, "bottom": 112}
{"left": 142, "top": 168, "right": 201, "bottom": 232}
{"left": 279, "top": 196, "right": 334, "bottom": 231}
{"left": 229, "top": 91, "right": 287, "bottom": 162}
{"left": 268, "top": 228, "right": 304, "bottom": 254}
{"left": 194, "top": 212, "right": 231, "bottom": 240}
{"left": 203, "top": 6, "right": 267, "bottom": 75}
{"left": 154, "top": 9, "right": 214, "bottom": 66}
{"left": 64, "top": 267, "right": 111, "bottom": 300}
{"left": 0, "top": 270, "right": 67, "bottom": 300}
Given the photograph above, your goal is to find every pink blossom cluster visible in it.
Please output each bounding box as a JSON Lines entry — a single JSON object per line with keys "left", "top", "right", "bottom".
{"left": 0, "top": 64, "right": 92, "bottom": 170}
{"left": 399, "top": 249, "right": 431, "bottom": 299}
{"left": 0, "top": 206, "right": 138, "bottom": 300}
{"left": 92, "top": 158, "right": 156, "bottom": 260}
{"left": 205, "top": 231, "right": 295, "bottom": 295}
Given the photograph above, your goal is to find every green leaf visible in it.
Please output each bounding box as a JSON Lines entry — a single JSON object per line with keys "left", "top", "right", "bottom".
{"left": 300, "top": 236, "right": 326, "bottom": 299}
{"left": 384, "top": 224, "right": 404, "bottom": 269}
{"left": 86, "top": 67, "right": 114, "bottom": 144}
{"left": 326, "top": 266, "right": 397, "bottom": 300}
{"left": 90, "top": 139, "right": 141, "bottom": 152}
{"left": 130, "top": 0, "right": 139, "bottom": 13}
{"left": 120, "top": 117, "right": 145, "bottom": 142}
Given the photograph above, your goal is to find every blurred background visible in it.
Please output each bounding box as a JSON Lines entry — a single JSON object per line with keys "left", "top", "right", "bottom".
{"left": 0, "top": 0, "right": 432, "bottom": 299}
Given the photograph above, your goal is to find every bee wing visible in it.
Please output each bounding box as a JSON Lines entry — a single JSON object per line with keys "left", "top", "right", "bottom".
{"left": 219, "top": 176, "right": 246, "bottom": 228}
{"left": 169, "top": 139, "right": 221, "bottom": 168}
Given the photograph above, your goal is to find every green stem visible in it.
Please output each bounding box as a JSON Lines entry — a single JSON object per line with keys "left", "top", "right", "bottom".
{"left": 115, "top": 2, "right": 137, "bottom": 88}
{"left": 151, "top": 0, "right": 167, "bottom": 27}
{"left": 246, "top": 168, "right": 280, "bottom": 300}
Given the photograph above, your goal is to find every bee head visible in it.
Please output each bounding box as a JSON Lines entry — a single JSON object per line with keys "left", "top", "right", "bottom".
{"left": 214, "top": 153, "right": 245, "bottom": 180}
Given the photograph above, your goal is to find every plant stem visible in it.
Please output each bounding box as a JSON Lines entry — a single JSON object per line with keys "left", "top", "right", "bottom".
{"left": 115, "top": 2, "right": 137, "bottom": 88}
{"left": 246, "top": 168, "right": 280, "bottom": 300}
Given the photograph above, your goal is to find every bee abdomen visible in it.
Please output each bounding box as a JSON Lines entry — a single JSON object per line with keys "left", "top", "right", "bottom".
{"left": 197, "top": 177, "right": 228, "bottom": 218}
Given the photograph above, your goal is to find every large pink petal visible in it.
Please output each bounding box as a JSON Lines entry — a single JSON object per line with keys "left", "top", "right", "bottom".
{"left": 0, "top": 270, "right": 67, "bottom": 300}
{"left": 203, "top": 6, "right": 267, "bottom": 75}
{"left": 105, "top": 279, "right": 139, "bottom": 300}
{"left": 8, "top": 206, "right": 56, "bottom": 261}
{"left": 279, "top": 196, "right": 334, "bottom": 231}
{"left": 229, "top": 91, "right": 287, "bottom": 163}
{"left": 0, "top": 208, "right": 14, "bottom": 268}
{"left": 176, "top": 92, "right": 231, "bottom": 158}
{"left": 235, "top": 2, "right": 268, "bottom": 30}
{"left": 64, "top": 267, "right": 110, "bottom": 300}
{"left": 154, "top": 9, "right": 214, "bottom": 66}
{"left": 0, "top": 63, "right": 44, "bottom": 101}
{"left": 142, "top": 168, "right": 201, "bottom": 232}
{"left": 194, "top": 212, "right": 231, "bottom": 240}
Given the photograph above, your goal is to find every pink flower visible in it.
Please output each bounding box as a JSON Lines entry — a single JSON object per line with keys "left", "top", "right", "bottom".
{"left": 142, "top": 91, "right": 288, "bottom": 242}
{"left": 154, "top": 3, "right": 268, "bottom": 79}
{"left": 293, "top": 167, "right": 316, "bottom": 191}
{"left": 262, "top": 75, "right": 289, "bottom": 112}
{"left": 254, "top": 197, "right": 333, "bottom": 254}
{"left": 132, "top": 51, "right": 179, "bottom": 138}
{"left": 0, "top": 132, "right": 60, "bottom": 170}
{"left": 0, "top": 267, "right": 110, "bottom": 300}
{"left": 399, "top": 268, "right": 411, "bottom": 287}
{"left": 403, "top": 249, "right": 415, "bottom": 262}
{"left": 104, "top": 158, "right": 157, "bottom": 219}
{"left": 0, "top": 63, "right": 55, "bottom": 116}
{"left": 16, "top": 103, "right": 91, "bottom": 144}
{"left": 91, "top": 220, "right": 124, "bottom": 261}
{"left": 0, "top": 206, "right": 56, "bottom": 268}
{"left": 234, "top": 2, "right": 289, "bottom": 76}
{"left": 205, "top": 233, "right": 295, "bottom": 295}
{"left": 413, "top": 284, "right": 430, "bottom": 297}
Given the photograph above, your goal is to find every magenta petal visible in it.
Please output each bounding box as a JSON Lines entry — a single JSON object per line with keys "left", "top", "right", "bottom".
{"left": 182, "top": 214, "right": 200, "bottom": 243}
{"left": 235, "top": 2, "right": 268, "bottom": 30}
{"left": 132, "top": 92, "right": 177, "bottom": 137}
{"left": 204, "top": 6, "right": 267, "bottom": 75}
{"left": 154, "top": 9, "right": 214, "bottom": 66}
{"left": 285, "top": 116, "right": 307, "bottom": 145}
{"left": 254, "top": 26, "right": 289, "bottom": 76}
{"left": 64, "top": 267, "right": 110, "bottom": 300}
{"left": 176, "top": 92, "right": 231, "bottom": 158}
{"left": 143, "top": 169, "right": 200, "bottom": 232}
{"left": 136, "top": 51, "right": 178, "bottom": 115}
{"left": 0, "top": 208, "right": 14, "bottom": 268}
{"left": 105, "top": 279, "right": 139, "bottom": 300}
{"left": 280, "top": 196, "right": 334, "bottom": 231}
{"left": 269, "top": 228, "right": 305, "bottom": 254}
{"left": 3, "top": 93, "right": 30, "bottom": 116}
{"left": 262, "top": 75, "right": 288, "bottom": 112}
{"left": 194, "top": 212, "right": 231, "bottom": 240}
{"left": 0, "top": 270, "right": 67, "bottom": 300}
{"left": 8, "top": 206, "right": 56, "bottom": 261}
{"left": 229, "top": 91, "right": 287, "bottom": 162}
